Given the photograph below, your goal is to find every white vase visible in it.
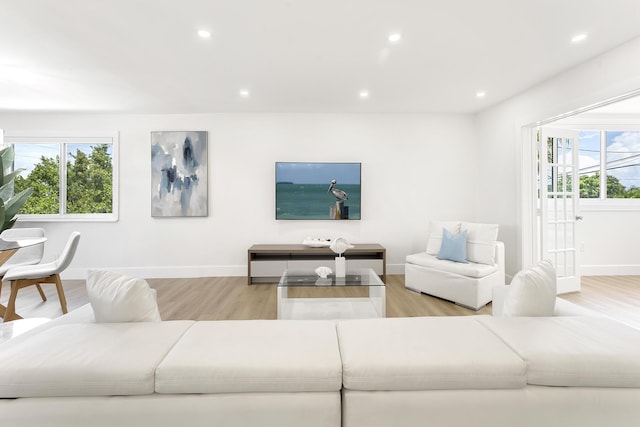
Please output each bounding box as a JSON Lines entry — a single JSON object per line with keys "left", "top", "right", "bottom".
{"left": 335, "top": 256, "right": 346, "bottom": 278}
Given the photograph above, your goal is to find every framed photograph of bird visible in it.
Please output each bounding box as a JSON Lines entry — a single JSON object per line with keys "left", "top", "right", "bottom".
{"left": 275, "top": 162, "right": 361, "bottom": 220}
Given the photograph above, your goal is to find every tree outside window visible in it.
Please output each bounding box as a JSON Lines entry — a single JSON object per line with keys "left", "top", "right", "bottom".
{"left": 578, "top": 130, "right": 640, "bottom": 199}
{"left": 5, "top": 132, "right": 118, "bottom": 221}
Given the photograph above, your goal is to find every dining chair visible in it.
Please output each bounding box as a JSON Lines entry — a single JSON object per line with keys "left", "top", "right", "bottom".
{"left": 0, "top": 228, "right": 46, "bottom": 301}
{"left": 2, "top": 231, "right": 81, "bottom": 322}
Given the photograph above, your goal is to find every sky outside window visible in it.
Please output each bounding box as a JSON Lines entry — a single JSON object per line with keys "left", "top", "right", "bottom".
{"left": 606, "top": 131, "right": 640, "bottom": 190}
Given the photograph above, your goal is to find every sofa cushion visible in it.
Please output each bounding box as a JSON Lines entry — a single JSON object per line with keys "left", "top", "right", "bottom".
{"left": 503, "top": 259, "right": 556, "bottom": 316}
{"left": 436, "top": 229, "right": 468, "bottom": 263}
{"left": 406, "top": 252, "right": 498, "bottom": 278}
{"left": 478, "top": 316, "right": 640, "bottom": 387}
{"left": 155, "top": 320, "right": 343, "bottom": 394}
{"left": 337, "top": 316, "right": 526, "bottom": 391}
{"left": 0, "top": 321, "right": 194, "bottom": 398}
{"left": 461, "top": 222, "right": 499, "bottom": 265}
{"left": 426, "top": 221, "right": 460, "bottom": 255}
{"left": 87, "top": 270, "right": 161, "bottom": 323}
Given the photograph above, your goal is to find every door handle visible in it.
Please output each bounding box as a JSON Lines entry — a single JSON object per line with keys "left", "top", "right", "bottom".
{"left": 575, "top": 215, "right": 583, "bottom": 221}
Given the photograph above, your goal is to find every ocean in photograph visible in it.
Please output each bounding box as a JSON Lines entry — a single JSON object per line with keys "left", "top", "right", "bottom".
{"left": 151, "top": 131, "right": 208, "bottom": 217}
{"left": 276, "top": 183, "right": 361, "bottom": 219}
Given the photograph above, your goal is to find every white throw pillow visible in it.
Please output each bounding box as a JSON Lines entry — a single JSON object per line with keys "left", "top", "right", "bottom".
{"left": 461, "top": 222, "right": 499, "bottom": 265}
{"left": 503, "top": 259, "right": 557, "bottom": 317}
{"left": 87, "top": 270, "right": 162, "bottom": 323}
{"left": 426, "top": 221, "right": 461, "bottom": 255}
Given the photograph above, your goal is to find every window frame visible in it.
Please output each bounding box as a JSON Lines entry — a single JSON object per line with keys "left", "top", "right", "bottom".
{"left": 5, "top": 131, "right": 119, "bottom": 222}
{"left": 552, "top": 121, "right": 640, "bottom": 211}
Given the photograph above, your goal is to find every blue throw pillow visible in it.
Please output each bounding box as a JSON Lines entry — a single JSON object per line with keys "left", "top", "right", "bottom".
{"left": 436, "top": 229, "right": 468, "bottom": 263}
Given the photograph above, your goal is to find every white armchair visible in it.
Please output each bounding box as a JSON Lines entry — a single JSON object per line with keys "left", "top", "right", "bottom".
{"left": 405, "top": 221, "right": 505, "bottom": 310}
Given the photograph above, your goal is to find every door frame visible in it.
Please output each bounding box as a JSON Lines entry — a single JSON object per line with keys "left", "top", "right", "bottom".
{"left": 519, "top": 90, "right": 640, "bottom": 277}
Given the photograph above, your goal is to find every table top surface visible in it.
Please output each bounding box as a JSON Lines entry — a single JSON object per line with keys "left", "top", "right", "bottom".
{"left": 278, "top": 268, "right": 385, "bottom": 288}
{"left": 249, "top": 243, "right": 385, "bottom": 253}
{"left": 0, "top": 237, "right": 47, "bottom": 251}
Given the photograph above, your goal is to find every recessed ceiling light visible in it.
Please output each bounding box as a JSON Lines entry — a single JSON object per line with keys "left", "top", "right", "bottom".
{"left": 239, "top": 89, "right": 250, "bottom": 98}
{"left": 198, "top": 29, "right": 211, "bottom": 39}
{"left": 359, "top": 90, "right": 369, "bottom": 99}
{"left": 388, "top": 33, "right": 402, "bottom": 43}
{"left": 476, "top": 91, "right": 486, "bottom": 98}
{"left": 571, "top": 33, "right": 587, "bottom": 44}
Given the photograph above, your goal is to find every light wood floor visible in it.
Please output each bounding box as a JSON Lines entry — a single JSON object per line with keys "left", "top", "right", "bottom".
{"left": 1, "top": 275, "right": 639, "bottom": 328}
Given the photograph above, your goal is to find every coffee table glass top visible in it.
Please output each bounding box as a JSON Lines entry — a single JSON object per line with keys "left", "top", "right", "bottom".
{"left": 279, "top": 269, "right": 385, "bottom": 288}
{"left": 277, "top": 268, "right": 386, "bottom": 320}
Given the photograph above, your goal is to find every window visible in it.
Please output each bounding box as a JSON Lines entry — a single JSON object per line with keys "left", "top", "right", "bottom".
{"left": 5, "top": 132, "right": 118, "bottom": 221}
{"left": 578, "top": 130, "right": 640, "bottom": 199}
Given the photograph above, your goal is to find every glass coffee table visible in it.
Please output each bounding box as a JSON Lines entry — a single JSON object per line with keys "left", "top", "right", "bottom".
{"left": 277, "top": 268, "right": 386, "bottom": 320}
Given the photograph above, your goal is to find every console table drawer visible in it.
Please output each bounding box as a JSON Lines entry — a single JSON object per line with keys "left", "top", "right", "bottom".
{"left": 250, "top": 261, "right": 288, "bottom": 277}
{"left": 347, "top": 259, "right": 384, "bottom": 275}
{"left": 288, "top": 260, "right": 334, "bottom": 272}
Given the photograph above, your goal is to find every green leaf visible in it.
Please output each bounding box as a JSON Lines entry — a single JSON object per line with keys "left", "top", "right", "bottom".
{"left": 4, "top": 187, "right": 33, "bottom": 219}
{"left": 2, "top": 218, "right": 16, "bottom": 232}
{"left": 0, "top": 146, "right": 13, "bottom": 168}
{"left": 0, "top": 200, "right": 5, "bottom": 232}
{"left": 3, "top": 168, "right": 25, "bottom": 185}
{"left": 0, "top": 181, "right": 13, "bottom": 201}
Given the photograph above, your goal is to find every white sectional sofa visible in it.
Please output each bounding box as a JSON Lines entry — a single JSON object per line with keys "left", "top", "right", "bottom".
{"left": 2, "top": 302, "right": 640, "bottom": 427}
{"left": 405, "top": 221, "right": 505, "bottom": 309}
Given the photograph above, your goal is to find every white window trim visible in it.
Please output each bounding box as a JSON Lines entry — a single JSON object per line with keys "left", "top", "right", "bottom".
{"left": 556, "top": 122, "right": 640, "bottom": 208}
{"left": 4, "top": 130, "right": 119, "bottom": 222}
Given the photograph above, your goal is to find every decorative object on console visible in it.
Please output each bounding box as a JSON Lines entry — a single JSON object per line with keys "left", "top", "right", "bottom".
{"left": 315, "top": 266, "right": 332, "bottom": 278}
{"left": 303, "top": 237, "right": 332, "bottom": 247}
{"left": 151, "top": 131, "right": 208, "bottom": 217}
{"left": 330, "top": 237, "right": 354, "bottom": 278}
{"left": 275, "top": 162, "right": 361, "bottom": 220}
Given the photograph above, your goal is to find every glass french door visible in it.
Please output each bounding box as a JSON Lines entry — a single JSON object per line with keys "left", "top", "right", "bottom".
{"left": 538, "top": 127, "right": 581, "bottom": 293}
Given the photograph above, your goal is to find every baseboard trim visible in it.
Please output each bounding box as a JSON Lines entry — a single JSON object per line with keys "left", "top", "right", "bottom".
{"left": 62, "top": 263, "right": 512, "bottom": 281}
{"left": 62, "top": 266, "right": 248, "bottom": 280}
{"left": 581, "top": 265, "right": 640, "bottom": 276}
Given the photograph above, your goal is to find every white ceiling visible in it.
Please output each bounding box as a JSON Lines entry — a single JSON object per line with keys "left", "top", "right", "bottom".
{"left": 2, "top": 0, "right": 640, "bottom": 114}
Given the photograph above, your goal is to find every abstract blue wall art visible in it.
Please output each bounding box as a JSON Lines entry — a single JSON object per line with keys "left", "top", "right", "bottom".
{"left": 151, "top": 131, "right": 208, "bottom": 217}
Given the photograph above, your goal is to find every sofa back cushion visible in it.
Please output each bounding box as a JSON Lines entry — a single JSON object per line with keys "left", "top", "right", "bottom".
{"left": 87, "top": 270, "right": 161, "bottom": 323}
{"left": 461, "top": 222, "right": 499, "bottom": 265}
{"left": 426, "top": 221, "right": 461, "bottom": 255}
{"left": 503, "top": 259, "right": 557, "bottom": 316}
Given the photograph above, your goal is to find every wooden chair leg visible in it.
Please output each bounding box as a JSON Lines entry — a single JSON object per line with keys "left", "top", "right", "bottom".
{"left": 36, "top": 284, "right": 47, "bottom": 301}
{"left": 53, "top": 274, "right": 68, "bottom": 314}
{"left": 4, "top": 281, "right": 24, "bottom": 322}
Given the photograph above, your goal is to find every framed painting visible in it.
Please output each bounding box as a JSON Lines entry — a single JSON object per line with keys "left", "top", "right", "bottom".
{"left": 151, "top": 131, "right": 208, "bottom": 217}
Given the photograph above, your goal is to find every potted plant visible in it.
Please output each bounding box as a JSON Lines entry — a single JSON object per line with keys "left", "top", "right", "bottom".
{"left": 0, "top": 146, "right": 33, "bottom": 232}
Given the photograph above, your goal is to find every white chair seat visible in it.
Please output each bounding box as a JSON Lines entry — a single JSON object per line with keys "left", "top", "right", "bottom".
{"left": 405, "top": 252, "right": 498, "bottom": 279}
{"left": 0, "top": 228, "right": 45, "bottom": 276}
{"left": 4, "top": 259, "right": 64, "bottom": 281}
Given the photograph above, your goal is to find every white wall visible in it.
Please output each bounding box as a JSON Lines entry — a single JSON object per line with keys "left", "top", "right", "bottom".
{"left": 0, "top": 113, "right": 479, "bottom": 279}
{"left": 475, "top": 36, "right": 640, "bottom": 277}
